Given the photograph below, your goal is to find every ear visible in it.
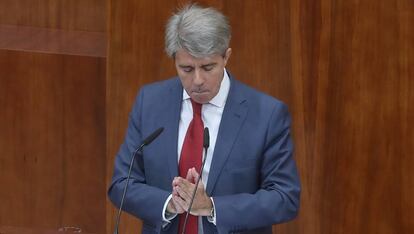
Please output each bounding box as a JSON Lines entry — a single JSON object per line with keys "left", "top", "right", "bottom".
{"left": 223, "top": 48, "right": 232, "bottom": 66}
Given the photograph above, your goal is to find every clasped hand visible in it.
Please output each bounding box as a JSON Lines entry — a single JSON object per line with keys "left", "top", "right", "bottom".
{"left": 167, "top": 168, "right": 212, "bottom": 216}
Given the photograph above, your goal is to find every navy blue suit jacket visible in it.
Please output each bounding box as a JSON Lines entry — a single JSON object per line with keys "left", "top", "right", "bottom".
{"left": 108, "top": 74, "right": 300, "bottom": 234}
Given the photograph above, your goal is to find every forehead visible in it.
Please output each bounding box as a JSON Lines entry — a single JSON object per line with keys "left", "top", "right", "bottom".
{"left": 175, "top": 49, "right": 221, "bottom": 65}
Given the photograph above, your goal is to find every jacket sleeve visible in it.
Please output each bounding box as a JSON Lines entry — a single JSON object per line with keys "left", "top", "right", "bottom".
{"left": 213, "top": 102, "right": 301, "bottom": 230}
{"left": 107, "top": 87, "right": 170, "bottom": 227}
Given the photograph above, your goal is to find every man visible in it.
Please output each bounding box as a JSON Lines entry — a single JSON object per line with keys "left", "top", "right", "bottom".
{"left": 108, "top": 4, "right": 300, "bottom": 234}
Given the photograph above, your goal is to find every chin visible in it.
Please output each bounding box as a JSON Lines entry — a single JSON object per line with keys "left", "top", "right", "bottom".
{"left": 191, "top": 95, "right": 210, "bottom": 104}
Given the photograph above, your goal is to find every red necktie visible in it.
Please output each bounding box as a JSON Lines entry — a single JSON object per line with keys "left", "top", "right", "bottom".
{"left": 178, "top": 99, "right": 203, "bottom": 234}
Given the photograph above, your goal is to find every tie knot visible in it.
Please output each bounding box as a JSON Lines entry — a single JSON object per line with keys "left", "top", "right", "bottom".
{"left": 190, "top": 99, "right": 202, "bottom": 116}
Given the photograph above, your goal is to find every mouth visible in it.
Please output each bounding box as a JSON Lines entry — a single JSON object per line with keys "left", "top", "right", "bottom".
{"left": 190, "top": 90, "right": 211, "bottom": 103}
{"left": 191, "top": 90, "right": 208, "bottom": 95}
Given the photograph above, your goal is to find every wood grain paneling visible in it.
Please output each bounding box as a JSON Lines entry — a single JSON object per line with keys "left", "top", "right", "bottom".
{"left": 0, "top": 25, "right": 106, "bottom": 57}
{"left": 107, "top": 0, "right": 414, "bottom": 233}
{"left": 0, "top": 0, "right": 107, "bottom": 232}
{"left": 0, "top": 0, "right": 106, "bottom": 31}
{"left": 0, "top": 50, "right": 106, "bottom": 234}
{"left": 0, "top": 226, "right": 95, "bottom": 234}
{"left": 276, "top": 0, "right": 414, "bottom": 233}
{"left": 224, "top": 0, "right": 293, "bottom": 104}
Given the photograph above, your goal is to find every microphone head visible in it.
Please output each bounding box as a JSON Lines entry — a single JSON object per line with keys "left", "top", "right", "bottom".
{"left": 203, "top": 127, "right": 210, "bottom": 148}
{"left": 143, "top": 127, "right": 164, "bottom": 146}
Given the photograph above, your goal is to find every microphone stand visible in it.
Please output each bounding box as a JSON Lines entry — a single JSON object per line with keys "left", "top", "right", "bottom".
{"left": 113, "top": 127, "right": 164, "bottom": 234}
{"left": 113, "top": 146, "right": 143, "bottom": 234}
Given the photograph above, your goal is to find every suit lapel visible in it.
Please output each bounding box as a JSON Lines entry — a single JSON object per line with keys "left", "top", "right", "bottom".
{"left": 159, "top": 79, "right": 182, "bottom": 182}
{"left": 206, "top": 78, "right": 248, "bottom": 195}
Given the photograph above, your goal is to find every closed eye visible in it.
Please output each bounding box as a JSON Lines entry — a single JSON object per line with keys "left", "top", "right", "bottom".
{"left": 179, "top": 66, "right": 194, "bottom": 73}
{"left": 202, "top": 63, "right": 216, "bottom": 71}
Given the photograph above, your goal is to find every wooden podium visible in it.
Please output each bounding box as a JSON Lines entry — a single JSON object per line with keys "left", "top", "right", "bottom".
{"left": 0, "top": 226, "right": 95, "bottom": 234}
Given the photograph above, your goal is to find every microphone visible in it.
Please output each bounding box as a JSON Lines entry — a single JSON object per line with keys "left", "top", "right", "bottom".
{"left": 203, "top": 127, "right": 210, "bottom": 149}
{"left": 181, "top": 127, "right": 210, "bottom": 234}
{"left": 113, "top": 127, "right": 164, "bottom": 234}
{"left": 142, "top": 127, "right": 164, "bottom": 146}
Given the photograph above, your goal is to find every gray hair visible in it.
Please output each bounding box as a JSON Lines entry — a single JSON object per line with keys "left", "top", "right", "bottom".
{"left": 165, "top": 4, "right": 231, "bottom": 58}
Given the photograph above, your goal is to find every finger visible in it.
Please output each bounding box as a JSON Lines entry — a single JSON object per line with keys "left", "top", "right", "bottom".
{"left": 172, "top": 187, "right": 179, "bottom": 196}
{"left": 186, "top": 167, "right": 199, "bottom": 182}
{"left": 174, "top": 184, "right": 192, "bottom": 203}
{"left": 174, "top": 184, "right": 193, "bottom": 204}
{"left": 171, "top": 202, "right": 185, "bottom": 214}
{"left": 172, "top": 176, "right": 183, "bottom": 187}
{"left": 172, "top": 189, "right": 185, "bottom": 204}
{"left": 185, "top": 168, "right": 195, "bottom": 182}
{"left": 187, "top": 169, "right": 203, "bottom": 191}
{"left": 175, "top": 177, "right": 194, "bottom": 193}
{"left": 197, "top": 178, "right": 205, "bottom": 190}
{"left": 172, "top": 193, "right": 189, "bottom": 212}
{"left": 189, "top": 167, "right": 200, "bottom": 181}
{"left": 173, "top": 186, "right": 182, "bottom": 198}
{"left": 186, "top": 168, "right": 197, "bottom": 183}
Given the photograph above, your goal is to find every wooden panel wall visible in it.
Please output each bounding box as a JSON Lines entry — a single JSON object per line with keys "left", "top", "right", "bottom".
{"left": 0, "top": 0, "right": 106, "bottom": 31}
{"left": 0, "top": 0, "right": 107, "bottom": 233}
{"left": 106, "top": 0, "right": 413, "bottom": 233}
{"left": 0, "top": 50, "right": 106, "bottom": 233}
{"left": 285, "top": 0, "right": 414, "bottom": 233}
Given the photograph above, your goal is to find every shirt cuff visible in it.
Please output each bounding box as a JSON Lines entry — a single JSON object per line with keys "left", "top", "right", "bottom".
{"left": 207, "top": 197, "right": 216, "bottom": 225}
{"left": 162, "top": 194, "right": 177, "bottom": 222}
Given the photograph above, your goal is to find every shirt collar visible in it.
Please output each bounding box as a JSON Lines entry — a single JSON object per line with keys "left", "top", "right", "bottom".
{"left": 182, "top": 68, "right": 230, "bottom": 108}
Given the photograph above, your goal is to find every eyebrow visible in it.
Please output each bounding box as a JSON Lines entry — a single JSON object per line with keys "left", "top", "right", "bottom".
{"left": 201, "top": 63, "right": 217, "bottom": 68}
{"left": 178, "top": 65, "right": 193, "bottom": 69}
{"left": 178, "top": 63, "right": 217, "bottom": 68}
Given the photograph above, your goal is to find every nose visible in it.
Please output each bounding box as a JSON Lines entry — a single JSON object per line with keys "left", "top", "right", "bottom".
{"left": 193, "top": 69, "right": 204, "bottom": 86}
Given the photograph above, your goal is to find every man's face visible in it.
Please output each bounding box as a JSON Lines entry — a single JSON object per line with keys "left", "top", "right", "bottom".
{"left": 175, "top": 48, "right": 232, "bottom": 104}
